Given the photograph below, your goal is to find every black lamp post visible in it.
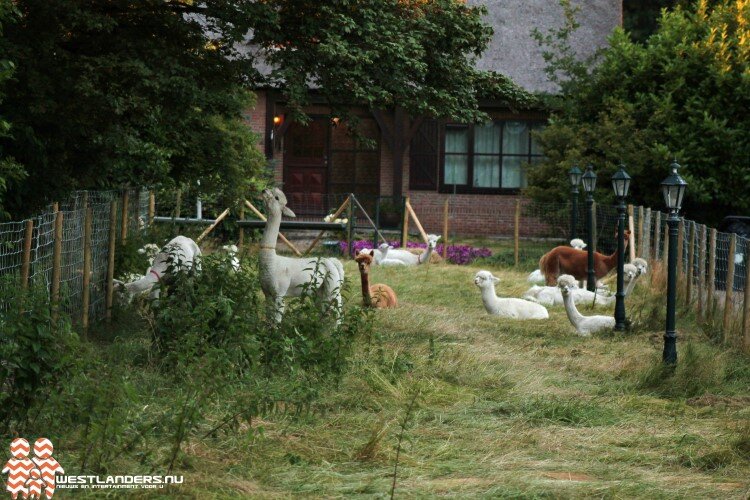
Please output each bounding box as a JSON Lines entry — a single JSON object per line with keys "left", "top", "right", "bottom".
{"left": 569, "top": 165, "right": 583, "bottom": 240}
{"left": 612, "top": 165, "right": 632, "bottom": 331}
{"left": 581, "top": 165, "right": 597, "bottom": 292}
{"left": 661, "top": 161, "right": 687, "bottom": 364}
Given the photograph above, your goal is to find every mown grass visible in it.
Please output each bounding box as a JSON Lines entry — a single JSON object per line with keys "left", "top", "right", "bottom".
{"left": 104, "top": 256, "right": 748, "bottom": 498}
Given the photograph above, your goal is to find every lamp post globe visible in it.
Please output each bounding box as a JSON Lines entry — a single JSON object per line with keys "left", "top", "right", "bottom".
{"left": 582, "top": 165, "right": 597, "bottom": 291}
{"left": 569, "top": 165, "right": 583, "bottom": 240}
{"left": 612, "top": 165, "right": 631, "bottom": 331}
{"left": 661, "top": 161, "right": 688, "bottom": 364}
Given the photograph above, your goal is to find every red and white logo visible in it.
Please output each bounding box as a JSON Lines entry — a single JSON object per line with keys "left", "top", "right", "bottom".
{"left": 2, "top": 438, "right": 64, "bottom": 499}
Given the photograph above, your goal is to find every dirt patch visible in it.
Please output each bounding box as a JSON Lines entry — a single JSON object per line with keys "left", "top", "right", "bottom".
{"left": 543, "top": 472, "right": 596, "bottom": 482}
{"left": 686, "top": 394, "right": 750, "bottom": 408}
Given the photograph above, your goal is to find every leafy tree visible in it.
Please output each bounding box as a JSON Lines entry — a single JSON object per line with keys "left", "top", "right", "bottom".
{"left": 528, "top": 0, "right": 750, "bottom": 223}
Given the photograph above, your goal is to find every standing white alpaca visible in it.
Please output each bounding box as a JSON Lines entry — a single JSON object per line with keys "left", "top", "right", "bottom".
{"left": 557, "top": 274, "right": 615, "bottom": 336}
{"left": 259, "top": 188, "right": 344, "bottom": 323}
{"left": 529, "top": 238, "right": 587, "bottom": 284}
{"left": 382, "top": 235, "right": 441, "bottom": 266}
{"left": 474, "top": 270, "right": 548, "bottom": 319}
{"left": 114, "top": 236, "right": 201, "bottom": 301}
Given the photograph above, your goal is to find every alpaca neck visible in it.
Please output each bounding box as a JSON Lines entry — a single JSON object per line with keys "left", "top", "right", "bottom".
{"left": 260, "top": 209, "right": 280, "bottom": 255}
{"left": 125, "top": 274, "right": 158, "bottom": 294}
{"left": 419, "top": 244, "right": 434, "bottom": 264}
{"left": 481, "top": 285, "right": 500, "bottom": 309}
{"left": 359, "top": 269, "right": 372, "bottom": 307}
{"left": 562, "top": 292, "right": 585, "bottom": 325}
{"left": 603, "top": 239, "right": 628, "bottom": 269}
{"left": 624, "top": 275, "right": 638, "bottom": 296}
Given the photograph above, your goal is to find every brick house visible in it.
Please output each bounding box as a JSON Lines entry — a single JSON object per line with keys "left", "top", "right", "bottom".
{"left": 244, "top": 0, "right": 622, "bottom": 236}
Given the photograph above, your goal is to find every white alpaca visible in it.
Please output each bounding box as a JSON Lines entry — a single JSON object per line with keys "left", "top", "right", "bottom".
{"left": 383, "top": 235, "right": 441, "bottom": 266}
{"left": 137, "top": 243, "right": 161, "bottom": 266}
{"left": 378, "top": 245, "right": 406, "bottom": 267}
{"left": 557, "top": 274, "right": 615, "bottom": 336}
{"left": 114, "top": 236, "right": 201, "bottom": 301}
{"left": 259, "top": 188, "right": 344, "bottom": 323}
{"left": 221, "top": 244, "right": 241, "bottom": 271}
{"left": 523, "top": 281, "right": 615, "bottom": 307}
{"left": 570, "top": 238, "right": 587, "bottom": 250}
{"left": 529, "top": 239, "right": 587, "bottom": 284}
{"left": 631, "top": 257, "right": 648, "bottom": 277}
{"left": 474, "top": 270, "right": 549, "bottom": 319}
{"left": 623, "top": 263, "right": 640, "bottom": 296}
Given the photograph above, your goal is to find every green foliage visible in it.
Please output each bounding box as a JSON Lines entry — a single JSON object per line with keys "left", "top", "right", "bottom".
{"left": 528, "top": 1, "right": 750, "bottom": 223}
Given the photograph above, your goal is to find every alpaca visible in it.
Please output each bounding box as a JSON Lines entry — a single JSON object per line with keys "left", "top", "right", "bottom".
{"left": 623, "top": 263, "right": 640, "bottom": 296}
{"left": 113, "top": 236, "right": 201, "bottom": 301}
{"left": 523, "top": 281, "right": 615, "bottom": 307}
{"left": 138, "top": 243, "right": 161, "bottom": 266}
{"left": 539, "top": 231, "right": 630, "bottom": 286}
{"left": 570, "top": 238, "right": 587, "bottom": 250}
{"left": 384, "top": 235, "right": 441, "bottom": 266}
{"left": 378, "top": 245, "right": 407, "bottom": 267}
{"left": 529, "top": 239, "right": 588, "bottom": 284}
{"left": 355, "top": 251, "right": 398, "bottom": 308}
{"left": 221, "top": 244, "right": 241, "bottom": 271}
{"left": 632, "top": 257, "right": 648, "bottom": 277}
{"left": 406, "top": 247, "right": 444, "bottom": 264}
{"left": 259, "top": 188, "right": 345, "bottom": 323}
{"left": 474, "top": 270, "right": 549, "bottom": 319}
{"left": 557, "top": 274, "right": 615, "bottom": 336}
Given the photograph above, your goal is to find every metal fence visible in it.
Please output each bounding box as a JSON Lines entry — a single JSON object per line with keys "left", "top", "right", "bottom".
{"left": 0, "top": 189, "right": 149, "bottom": 324}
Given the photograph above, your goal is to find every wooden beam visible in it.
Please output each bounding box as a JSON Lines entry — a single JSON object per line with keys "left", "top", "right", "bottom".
{"left": 405, "top": 200, "right": 428, "bottom": 243}
{"left": 371, "top": 109, "right": 395, "bottom": 150}
{"left": 405, "top": 116, "right": 425, "bottom": 144}
{"left": 244, "top": 200, "right": 303, "bottom": 256}
{"left": 304, "top": 196, "right": 351, "bottom": 255}
{"left": 723, "top": 233, "right": 737, "bottom": 343}
{"left": 196, "top": 208, "right": 231, "bottom": 243}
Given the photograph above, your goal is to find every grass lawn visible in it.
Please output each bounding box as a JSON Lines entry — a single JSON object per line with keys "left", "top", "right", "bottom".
{"left": 156, "top": 258, "right": 750, "bottom": 498}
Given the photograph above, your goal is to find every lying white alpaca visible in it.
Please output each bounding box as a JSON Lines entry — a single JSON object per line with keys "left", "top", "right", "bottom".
{"left": 523, "top": 281, "right": 615, "bottom": 307}
{"left": 221, "top": 244, "right": 241, "bottom": 271}
{"left": 259, "top": 188, "right": 344, "bottom": 323}
{"left": 383, "top": 235, "right": 441, "bottom": 266}
{"left": 557, "top": 274, "right": 614, "bottom": 336}
{"left": 114, "top": 236, "right": 201, "bottom": 301}
{"left": 529, "top": 239, "right": 587, "bottom": 284}
{"left": 570, "top": 238, "right": 587, "bottom": 250}
{"left": 378, "top": 245, "right": 406, "bottom": 267}
{"left": 138, "top": 243, "right": 161, "bottom": 266}
{"left": 474, "top": 270, "right": 548, "bottom": 320}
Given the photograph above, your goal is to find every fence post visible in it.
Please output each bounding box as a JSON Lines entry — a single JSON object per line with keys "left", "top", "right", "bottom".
{"left": 637, "top": 206, "right": 644, "bottom": 256}
{"left": 643, "top": 208, "right": 651, "bottom": 261}
{"left": 148, "top": 191, "right": 155, "bottom": 226}
{"left": 51, "top": 209, "right": 63, "bottom": 323}
{"left": 106, "top": 200, "right": 117, "bottom": 323}
{"left": 627, "top": 204, "right": 636, "bottom": 262}
{"left": 20, "top": 219, "right": 34, "bottom": 289}
{"left": 347, "top": 195, "right": 354, "bottom": 257}
{"left": 723, "top": 233, "right": 737, "bottom": 343}
{"left": 442, "top": 198, "right": 449, "bottom": 259}
{"left": 686, "top": 222, "right": 695, "bottom": 304}
{"left": 698, "top": 224, "right": 707, "bottom": 322}
{"left": 238, "top": 207, "right": 245, "bottom": 247}
{"left": 708, "top": 228, "right": 717, "bottom": 319}
{"left": 677, "top": 219, "right": 684, "bottom": 278}
{"left": 81, "top": 206, "right": 93, "bottom": 337}
{"left": 514, "top": 199, "right": 520, "bottom": 267}
{"left": 120, "top": 190, "right": 129, "bottom": 244}
{"left": 401, "top": 196, "right": 409, "bottom": 248}
{"left": 654, "top": 211, "right": 662, "bottom": 260}
{"left": 743, "top": 245, "right": 750, "bottom": 353}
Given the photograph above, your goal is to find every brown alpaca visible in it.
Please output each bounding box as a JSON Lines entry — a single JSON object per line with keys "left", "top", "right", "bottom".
{"left": 539, "top": 231, "right": 630, "bottom": 286}
{"left": 355, "top": 251, "right": 398, "bottom": 308}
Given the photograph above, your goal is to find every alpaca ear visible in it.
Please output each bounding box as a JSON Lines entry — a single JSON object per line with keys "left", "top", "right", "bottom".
{"left": 282, "top": 206, "right": 296, "bottom": 218}
{"left": 491, "top": 276, "right": 500, "bottom": 284}
{"left": 369, "top": 250, "right": 375, "bottom": 257}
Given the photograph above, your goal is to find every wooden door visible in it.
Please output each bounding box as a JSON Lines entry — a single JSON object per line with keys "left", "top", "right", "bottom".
{"left": 284, "top": 118, "right": 328, "bottom": 215}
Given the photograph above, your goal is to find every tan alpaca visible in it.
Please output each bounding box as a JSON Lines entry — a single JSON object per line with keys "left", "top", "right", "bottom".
{"left": 355, "top": 251, "right": 398, "bottom": 309}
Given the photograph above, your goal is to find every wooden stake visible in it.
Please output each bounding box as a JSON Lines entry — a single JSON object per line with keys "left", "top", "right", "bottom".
{"left": 106, "top": 200, "right": 117, "bottom": 323}
{"left": 654, "top": 211, "right": 662, "bottom": 260}
{"left": 196, "top": 208, "right": 231, "bottom": 243}
{"left": 51, "top": 210, "right": 63, "bottom": 323}
{"left": 698, "top": 225, "right": 707, "bottom": 321}
{"left": 120, "top": 190, "right": 129, "bottom": 244}
{"left": 723, "top": 233, "right": 737, "bottom": 343}
{"left": 243, "top": 200, "right": 303, "bottom": 256}
{"left": 405, "top": 200, "right": 429, "bottom": 243}
{"left": 401, "top": 196, "right": 409, "bottom": 248}
{"left": 627, "top": 204, "right": 636, "bottom": 261}
{"left": 643, "top": 208, "right": 651, "bottom": 261}
{"left": 708, "top": 228, "right": 717, "bottom": 318}
{"left": 347, "top": 198, "right": 354, "bottom": 257}
{"left": 686, "top": 221, "right": 695, "bottom": 304}
{"left": 148, "top": 191, "right": 155, "bottom": 226}
{"left": 743, "top": 243, "right": 750, "bottom": 353}
{"left": 442, "top": 198, "right": 449, "bottom": 259}
{"left": 20, "top": 219, "right": 34, "bottom": 289}
{"left": 637, "top": 206, "right": 644, "bottom": 257}
{"left": 304, "top": 197, "right": 350, "bottom": 255}
{"left": 82, "top": 207, "right": 93, "bottom": 336}
{"left": 514, "top": 199, "right": 521, "bottom": 267}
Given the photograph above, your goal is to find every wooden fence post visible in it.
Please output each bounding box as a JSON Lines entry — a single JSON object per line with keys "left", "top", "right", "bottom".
{"left": 148, "top": 191, "right": 155, "bottom": 226}
{"left": 677, "top": 219, "right": 684, "bottom": 277}
{"left": 654, "top": 211, "right": 662, "bottom": 260}
{"left": 120, "top": 190, "right": 129, "bottom": 244}
{"left": 106, "top": 200, "right": 117, "bottom": 323}
{"left": 627, "top": 204, "right": 636, "bottom": 262}
{"left": 686, "top": 222, "right": 695, "bottom": 304}
{"left": 723, "top": 233, "right": 737, "bottom": 343}
{"left": 404, "top": 200, "right": 429, "bottom": 244}
{"left": 637, "top": 206, "right": 644, "bottom": 258}
{"left": 743, "top": 244, "right": 750, "bottom": 353}
{"left": 708, "top": 228, "right": 717, "bottom": 319}
{"left": 442, "top": 198, "right": 449, "bottom": 259}
{"left": 20, "top": 219, "right": 34, "bottom": 289}
{"left": 51, "top": 209, "right": 63, "bottom": 323}
{"left": 401, "top": 197, "right": 409, "bottom": 248}
{"left": 81, "top": 207, "right": 93, "bottom": 337}
{"left": 697, "top": 225, "right": 707, "bottom": 321}
{"left": 514, "top": 199, "right": 520, "bottom": 267}
{"left": 643, "top": 208, "right": 651, "bottom": 261}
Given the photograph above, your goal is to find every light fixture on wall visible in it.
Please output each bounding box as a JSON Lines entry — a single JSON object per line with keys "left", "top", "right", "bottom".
{"left": 270, "top": 114, "right": 284, "bottom": 143}
{"left": 331, "top": 116, "right": 340, "bottom": 127}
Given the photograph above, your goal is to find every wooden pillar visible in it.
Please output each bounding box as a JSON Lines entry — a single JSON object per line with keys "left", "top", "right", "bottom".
{"left": 20, "top": 219, "right": 34, "bottom": 289}
{"left": 686, "top": 222, "right": 695, "bottom": 304}
{"left": 81, "top": 207, "right": 93, "bottom": 336}
{"left": 401, "top": 196, "right": 409, "bottom": 248}
{"left": 697, "top": 225, "right": 707, "bottom": 321}
{"left": 106, "top": 200, "right": 117, "bottom": 322}
{"left": 637, "top": 206, "right": 644, "bottom": 257}
{"left": 514, "top": 200, "right": 520, "bottom": 267}
{"left": 708, "top": 228, "right": 717, "bottom": 318}
{"left": 723, "top": 233, "right": 737, "bottom": 343}
{"left": 148, "top": 191, "right": 155, "bottom": 226}
{"left": 442, "top": 199, "right": 449, "bottom": 259}
{"left": 120, "top": 190, "right": 129, "bottom": 244}
{"left": 51, "top": 210, "right": 63, "bottom": 323}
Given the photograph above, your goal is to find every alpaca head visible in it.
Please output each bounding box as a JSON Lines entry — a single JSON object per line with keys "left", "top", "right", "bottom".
{"left": 570, "top": 238, "right": 586, "bottom": 250}
{"left": 378, "top": 242, "right": 391, "bottom": 255}
{"left": 632, "top": 257, "right": 648, "bottom": 276}
{"left": 355, "top": 251, "right": 374, "bottom": 275}
{"left": 473, "top": 270, "right": 499, "bottom": 289}
{"left": 222, "top": 244, "right": 239, "bottom": 255}
{"left": 557, "top": 274, "right": 578, "bottom": 295}
{"left": 261, "top": 188, "right": 296, "bottom": 218}
{"left": 138, "top": 243, "right": 160, "bottom": 259}
{"left": 623, "top": 263, "right": 638, "bottom": 282}
{"left": 427, "top": 234, "right": 441, "bottom": 250}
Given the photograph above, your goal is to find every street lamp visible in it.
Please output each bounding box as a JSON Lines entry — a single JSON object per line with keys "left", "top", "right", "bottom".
{"left": 660, "top": 160, "right": 687, "bottom": 364}
{"left": 582, "top": 165, "right": 597, "bottom": 291}
{"left": 611, "top": 165, "right": 631, "bottom": 331}
{"left": 569, "top": 165, "right": 583, "bottom": 240}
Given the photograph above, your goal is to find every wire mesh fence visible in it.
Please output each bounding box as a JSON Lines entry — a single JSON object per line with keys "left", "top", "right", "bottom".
{"left": 0, "top": 189, "right": 149, "bottom": 325}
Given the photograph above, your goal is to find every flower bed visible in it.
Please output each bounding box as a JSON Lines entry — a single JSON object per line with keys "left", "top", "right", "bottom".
{"left": 339, "top": 240, "right": 491, "bottom": 265}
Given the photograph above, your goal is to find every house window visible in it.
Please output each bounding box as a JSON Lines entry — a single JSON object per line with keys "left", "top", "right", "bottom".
{"left": 440, "top": 120, "right": 544, "bottom": 193}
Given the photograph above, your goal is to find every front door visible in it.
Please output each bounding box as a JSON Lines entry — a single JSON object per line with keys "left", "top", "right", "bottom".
{"left": 283, "top": 118, "right": 327, "bottom": 215}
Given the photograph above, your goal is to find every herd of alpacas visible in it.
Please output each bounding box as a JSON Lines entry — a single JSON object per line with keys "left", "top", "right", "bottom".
{"left": 117, "top": 188, "right": 649, "bottom": 336}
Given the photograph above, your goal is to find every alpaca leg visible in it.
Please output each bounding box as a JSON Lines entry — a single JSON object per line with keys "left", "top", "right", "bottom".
{"left": 274, "top": 296, "right": 286, "bottom": 323}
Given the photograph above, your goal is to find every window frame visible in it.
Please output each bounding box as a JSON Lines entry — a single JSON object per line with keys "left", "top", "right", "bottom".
{"left": 438, "top": 119, "right": 544, "bottom": 195}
